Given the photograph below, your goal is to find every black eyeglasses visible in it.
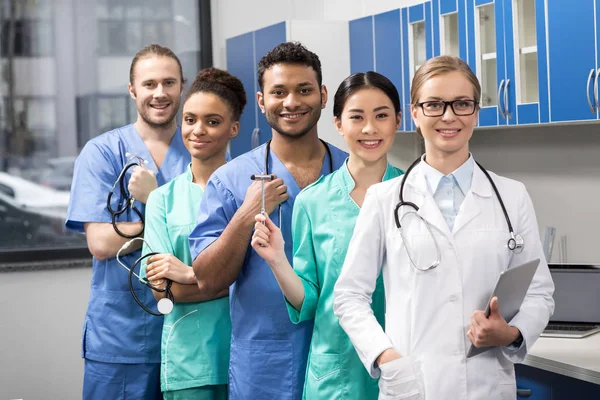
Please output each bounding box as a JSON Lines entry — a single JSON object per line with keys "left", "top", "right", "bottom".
{"left": 416, "top": 99, "right": 479, "bottom": 117}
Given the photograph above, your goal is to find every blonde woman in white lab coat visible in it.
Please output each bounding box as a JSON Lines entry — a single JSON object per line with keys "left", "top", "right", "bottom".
{"left": 333, "top": 56, "right": 555, "bottom": 400}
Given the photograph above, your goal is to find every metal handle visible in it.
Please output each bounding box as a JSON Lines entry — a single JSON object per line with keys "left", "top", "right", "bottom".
{"left": 586, "top": 68, "right": 595, "bottom": 113}
{"left": 504, "top": 79, "right": 512, "bottom": 119}
{"left": 595, "top": 68, "right": 600, "bottom": 112}
{"left": 516, "top": 388, "right": 532, "bottom": 397}
{"left": 251, "top": 128, "right": 260, "bottom": 149}
{"left": 497, "top": 79, "right": 506, "bottom": 119}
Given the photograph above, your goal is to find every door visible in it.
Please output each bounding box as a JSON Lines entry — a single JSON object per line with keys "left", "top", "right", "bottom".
{"left": 226, "top": 32, "right": 256, "bottom": 158}
{"left": 349, "top": 16, "right": 375, "bottom": 74}
{"left": 547, "top": 0, "right": 597, "bottom": 123}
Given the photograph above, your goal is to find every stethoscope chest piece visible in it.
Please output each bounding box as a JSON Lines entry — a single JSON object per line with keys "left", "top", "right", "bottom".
{"left": 157, "top": 298, "right": 174, "bottom": 315}
{"left": 508, "top": 233, "right": 525, "bottom": 253}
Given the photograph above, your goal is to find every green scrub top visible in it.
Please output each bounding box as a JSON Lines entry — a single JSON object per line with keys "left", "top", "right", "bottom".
{"left": 287, "top": 159, "right": 404, "bottom": 400}
{"left": 142, "top": 165, "right": 231, "bottom": 393}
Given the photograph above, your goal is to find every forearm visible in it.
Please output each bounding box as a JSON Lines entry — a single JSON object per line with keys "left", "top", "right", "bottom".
{"left": 84, "top": 222, "right": 144, "bottom": 261}
{"left": 269, "top": 258, "right": 305, "bottom": 311}
{"left": 192, "top": 206, "right": 255, "bottom": 294}
{"left": 170, "top": 283, "right": 229, "bottom": 303}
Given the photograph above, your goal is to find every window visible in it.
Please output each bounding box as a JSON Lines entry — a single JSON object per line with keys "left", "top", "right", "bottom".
{"left": 0, "top": 0, "right": 210, "bottom": 256}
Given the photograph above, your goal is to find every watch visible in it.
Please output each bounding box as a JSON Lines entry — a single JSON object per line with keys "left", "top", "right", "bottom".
{"left": 510, "top": 331, "right": 524, "bottom": 348}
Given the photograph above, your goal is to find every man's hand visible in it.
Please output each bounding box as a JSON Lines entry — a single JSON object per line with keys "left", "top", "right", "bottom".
{"left": 240, "top": 176, "right": 288, "bottom": 218}
{"left": 467, "top": 296, "right": 521, "bottom": 348}
{"left": 128, "top": 165, "right": 158, "bottom": 204}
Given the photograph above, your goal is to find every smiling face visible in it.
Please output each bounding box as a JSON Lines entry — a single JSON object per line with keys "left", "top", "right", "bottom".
{"left": 411, "top": 70, "right": 478, "bottom": 160}
{"left": 181, "top": 92, "right": 238, "bottom": 161}
{"left": 335, "top": 88, "right": 400, "bottom": 164}
{"left": 257, "top": 63, "right": 327, "bottom": 139}
{"left": 128, "top": 56, "right": 184, "bottom": 129}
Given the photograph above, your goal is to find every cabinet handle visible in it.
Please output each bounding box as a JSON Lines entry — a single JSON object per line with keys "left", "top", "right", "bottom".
{"left": 586, "top": 68, "right": 595, "bottom": 113}
{"left": 251, "top": 128, "right": 260, "bottom": 149}
{"left": 595, "top": 68, "right": 600, "bottom": 112}
{"left": 504, "top": 79, "right": 512, "bottom": 120}
{"left": 498, "top": 79, "right": 506, "bottom": 120}
{"left": 516, "top": 388, "right": 532, "bottom": 397}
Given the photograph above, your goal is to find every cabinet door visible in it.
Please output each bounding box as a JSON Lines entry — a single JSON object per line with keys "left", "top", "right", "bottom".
{"left": 374, "top": 10, "right": 406, "bottom": 130}
{"left": 254, "top": 22, "right": 287, "bottom": 146}
{"left": 503, "top": 0, "right": 550, "bottom": 125}
{"left": 403, "top": 2, "right": 434, "bottom": 131}
{"left": 470, "top": 0, "right": 506, "bottom": 127}
{"left": 515, "top": 364, "right": 552, "bottom": 400}
{"left": 226, "top": 32, "right": 256, "bottom": 158}
{"left": 433, "top": 0, "right": 468, "bottom": 61}
{"left": 349, "top": 16, "right": 375, "bottom": 74}
{"left": 547, "top": 0, "right": 597, "bottom": 123}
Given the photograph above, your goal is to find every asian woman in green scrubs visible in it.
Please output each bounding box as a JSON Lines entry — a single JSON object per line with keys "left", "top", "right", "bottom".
{"left": 141, "top": 68, "right": 246, "bottom": 400}
{"left": 250, "top": 71, "right": 404, "bottom": 399}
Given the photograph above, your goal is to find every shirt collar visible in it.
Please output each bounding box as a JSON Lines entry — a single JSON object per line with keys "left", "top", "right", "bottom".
{"left": 421, "top": 154, "right": 474, "bottom": 196}
{"left": 339, "top": 157, "right": 397, "bottom": 193}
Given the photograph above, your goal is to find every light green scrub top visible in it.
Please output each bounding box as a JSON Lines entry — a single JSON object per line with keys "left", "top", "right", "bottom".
{"left": 142, "top": 165, "right": 231, "bottom": 393}
{"left": 287, "top": 159, "right": 404, "bottom": 399}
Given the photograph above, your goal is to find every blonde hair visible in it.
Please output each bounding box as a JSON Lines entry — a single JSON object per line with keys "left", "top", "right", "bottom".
{"left": 410, "top": 55, "right": 481, "bottom": 105}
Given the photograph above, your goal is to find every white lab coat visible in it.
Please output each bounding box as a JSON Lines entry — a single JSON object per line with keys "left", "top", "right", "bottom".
{"left": 334, "top": 162, "right": 555, "bottom": 400}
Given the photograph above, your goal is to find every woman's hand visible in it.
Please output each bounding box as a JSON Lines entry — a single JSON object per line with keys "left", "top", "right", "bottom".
{"left": 467, "top": 296, "right": 521, "bottom": 348}
{"left": 250, "top": 213, "right": 287, "bottom": 268}
{"left": 146, "top": 253, "right": 196, "bottom": 285}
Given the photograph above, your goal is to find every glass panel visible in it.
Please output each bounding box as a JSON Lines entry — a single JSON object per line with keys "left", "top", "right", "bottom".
{"left": 481, "top": 58, "right": 498, "bottom": 107}
{"left": 477, "top": 4, "right": 497, "bottom": 106}
{"left": 442, "top": 13, "right": 459, "bottom": 57}
{"left": 411, "top": 21, "right": 426, "bottom": 75}
{"left": 514, "top": 0, "right": 538, "bottom": 103}
{"left": 0, "top": 0, "right": 203, "bottom": 252}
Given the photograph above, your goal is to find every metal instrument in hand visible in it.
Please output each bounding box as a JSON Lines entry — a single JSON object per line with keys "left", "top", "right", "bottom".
{"left": 250, "top": 174, "right": 276, "bottom": 225}
{"left": 394, "top": 157, "right": 524, "bottom": 272}
{"left": 117, "top": 238, "right": 174, "bottom": 316}
{"left": 107, "top": 153, "right": 148, "bottom": 238}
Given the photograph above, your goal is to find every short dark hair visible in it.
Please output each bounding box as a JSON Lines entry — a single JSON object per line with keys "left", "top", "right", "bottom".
{"left": 333, "top": 71, "right": 402, "bottom": 119}
{"left": 129, "top": 44, "right": 186, "bottom": 85}
{"left": 184, "top": 68, "right": 247, "bottom": 121}
{"left": 257, "top": 42, "right": 322, "bottom": 91}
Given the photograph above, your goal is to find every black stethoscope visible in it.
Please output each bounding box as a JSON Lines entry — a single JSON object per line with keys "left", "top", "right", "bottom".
{"left": 264, "top": 138, "right": 334, "bottom": 175}
{"left": 106, "top": 153, "right": 146, "bottom": 238}
{"left": 262, "top": 138, "right": 334, "bottom": 225}
{"left": 394, "top": 156, "right": 524, "bottom": 271}
{"left": 117, "top": 238, "right": 174, "bottom": 316}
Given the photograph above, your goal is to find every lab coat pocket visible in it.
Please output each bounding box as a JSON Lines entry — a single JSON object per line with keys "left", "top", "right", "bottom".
{"left": 306, "top": 353, "right": 346, "bottom": 399}
{"left": 378, "top": 357, "right": 425, "bottom": 400}
{"left": 494, "top": 367, "right": 517, "bottom": 399}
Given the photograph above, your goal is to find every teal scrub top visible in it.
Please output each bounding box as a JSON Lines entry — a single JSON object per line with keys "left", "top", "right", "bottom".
{"left": 142, "top": 165, "right": 231, "bottom": 393}
{"left": 287, "top": 159, "right": 404, "bottom": 400}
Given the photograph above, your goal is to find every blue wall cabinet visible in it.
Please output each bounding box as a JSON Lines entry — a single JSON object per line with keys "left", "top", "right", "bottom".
{"left": 226, "top": 21, "right": 351, "bottom": 157}
{"left": 349, "top": 11, "right": 408, "bottom": 131}
{"left": 547, "top": 0, "right": 598, "bottom": 123}
{"left": 226, "top": 22, "right": 286, "bottom": 158}
{"left": 431, "top": 0, "right": 468, "bottom": 61}
{"left": 401, "top": 2, "right": 435, "bottom": 131}
{"left": 467, "top": 0, "right": 549, "bottom": 127}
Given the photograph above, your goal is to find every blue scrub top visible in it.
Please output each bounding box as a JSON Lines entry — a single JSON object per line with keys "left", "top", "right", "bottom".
{"left": 189, "top": 142, "right": 347, "bottom": 400}
{"left": 66, "top": 124, "right": 190, "bottom": 364}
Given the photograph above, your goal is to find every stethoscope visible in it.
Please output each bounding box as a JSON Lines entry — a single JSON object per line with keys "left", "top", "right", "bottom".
{"left": 116, "top": 238, "right": 174, "bottom": 316}
{"left": 106, "top": 153, "right": 147, "bottom": 238}
{"left": 256, "top": 139, "right": 334, "bottom": 226}
{"left": 394, "top": 156, "right": 524, "bottom": 271}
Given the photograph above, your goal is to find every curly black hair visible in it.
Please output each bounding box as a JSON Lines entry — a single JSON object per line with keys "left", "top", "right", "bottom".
{"left": 257, "top": 42, "right": 322, "bottom": 91}
{"left": 184, "top": 67, "right": 247, "bottom": 121}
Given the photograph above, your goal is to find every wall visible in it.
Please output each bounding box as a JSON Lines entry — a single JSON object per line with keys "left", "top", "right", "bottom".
{"left": 212, "top": 0, "right": 600, "bottom": 263}
{"left": 0, "top": 267, "right": 91, "bottom": 400}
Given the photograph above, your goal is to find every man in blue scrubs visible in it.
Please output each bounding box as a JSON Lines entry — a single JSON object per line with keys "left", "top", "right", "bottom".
{"left": 189, "top": 42, "right": 348, "bottom": 400}
{"left": 66, "top": 44, "right": 190, "bottom": 399}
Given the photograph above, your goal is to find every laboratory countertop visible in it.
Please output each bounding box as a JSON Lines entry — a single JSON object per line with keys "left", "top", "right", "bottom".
{"left": 524, "top": 333, "right": 600, "bottom": 385}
